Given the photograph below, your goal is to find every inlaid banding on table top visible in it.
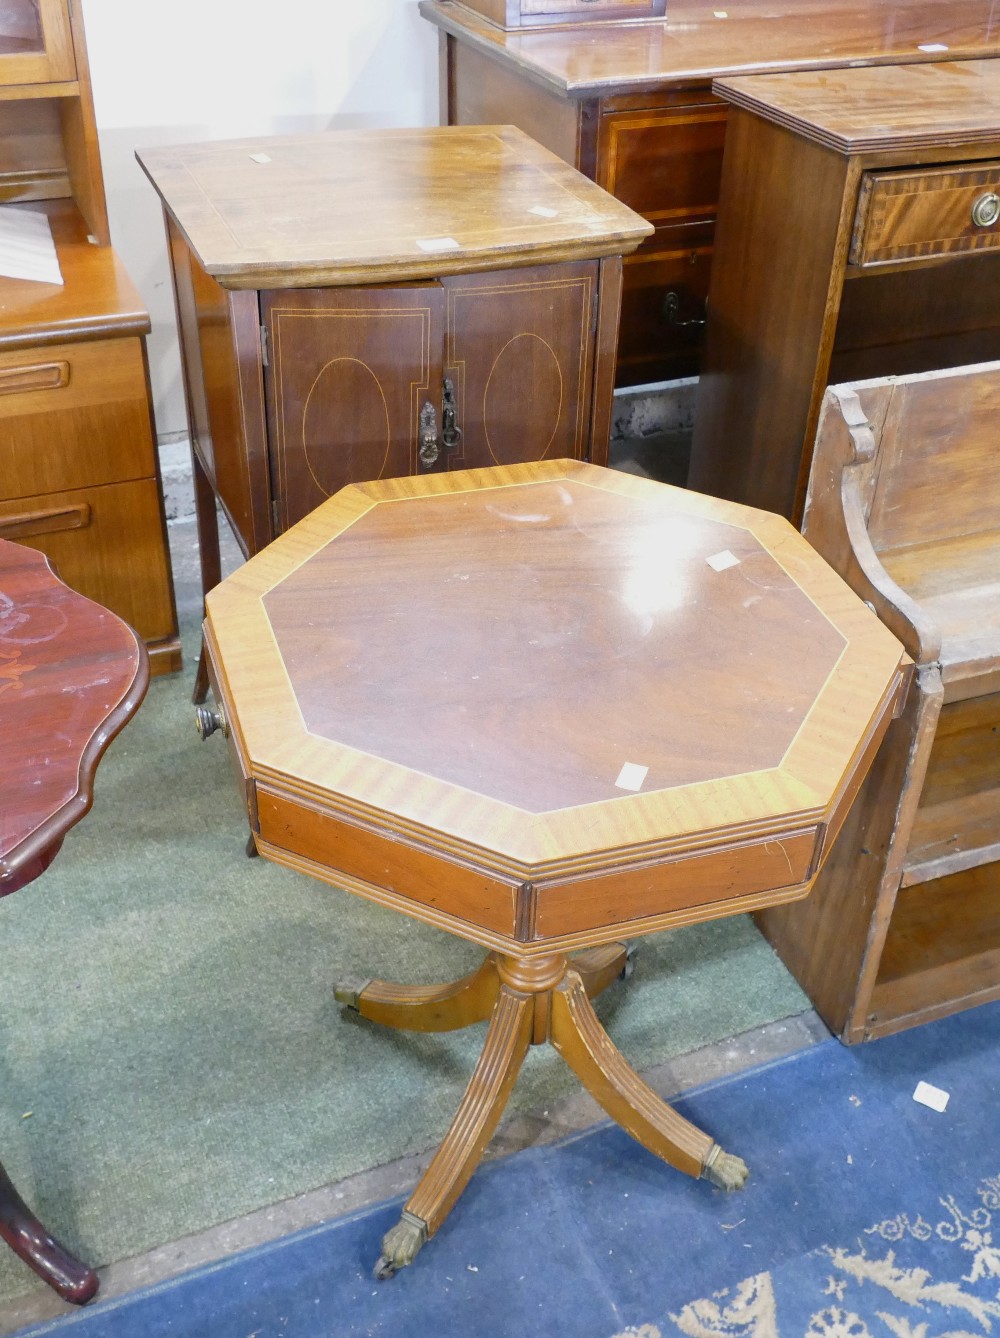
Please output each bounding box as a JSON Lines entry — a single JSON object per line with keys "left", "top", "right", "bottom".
{"left": 205, "top": 460, "right": 908, "bottom": 876}
{"left": 135, "top": 127, "right": 652, "bottom": 288}
{"left": 260, "top": 478, "right": 845, "bottom": 813}
{"left": 714, "top": 60, "right": 1000, "bottom": 157}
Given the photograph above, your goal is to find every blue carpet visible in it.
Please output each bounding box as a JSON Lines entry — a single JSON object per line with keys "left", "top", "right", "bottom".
{"left": 16, "top": 1001, "right": 1000, "bottom": 1338}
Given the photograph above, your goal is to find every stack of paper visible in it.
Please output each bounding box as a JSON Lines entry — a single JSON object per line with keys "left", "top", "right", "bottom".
{"left": 0, "top": 206, "right": 63, "bottom": 285}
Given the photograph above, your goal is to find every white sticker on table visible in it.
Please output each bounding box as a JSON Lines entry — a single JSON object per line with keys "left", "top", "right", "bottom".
{"left": 529, "top": 205, "right": 558, "bottom": 218}
{"left": 615, "top": 762, "right": 649, "bottom": 792}
{"left": 707, "top": 550, "right": 741, "bottom": 572}
{"left": 249, "top": 153, "right": 271, "bottom": 163}
{"left": 416, "top": 236, "right": 461, "bottom": 253}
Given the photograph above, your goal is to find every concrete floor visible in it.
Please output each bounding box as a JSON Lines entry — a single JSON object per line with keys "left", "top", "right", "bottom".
{"left": 0, "top": 435, "right": 827, "bottom": 1334}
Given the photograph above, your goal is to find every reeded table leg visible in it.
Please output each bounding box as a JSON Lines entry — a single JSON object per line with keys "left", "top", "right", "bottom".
{"left": 376, "top": 984, "right": 533, "bottom": 1277}
{"left": 550, "top": 969, "right": 749, "bottom": 1190}
{"left": 0, "top": 1162, "right": 98, "bottom": 1305}
{"left": 335, "top": 956, "right": 501, "bottom": 1033}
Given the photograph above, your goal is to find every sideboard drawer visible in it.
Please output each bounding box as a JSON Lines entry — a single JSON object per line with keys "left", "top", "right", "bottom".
{"left": 0, "top": 337, "right": 155, "bottom": 499}
{"left": 851, "top": 162, "right": 1000, "bottom": 267}
{"left": 597, "top": 102, "right": 727, "bottom": 231}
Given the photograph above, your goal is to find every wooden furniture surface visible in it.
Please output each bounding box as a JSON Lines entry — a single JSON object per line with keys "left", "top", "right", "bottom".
{"left": 755, "top": 362, "right": 1000, "bottom": 1043}
{"left": 0, "top": 537, "right": 148, "bottom": 1303}
{"left": 421, "top": 0, "right": 1000, "bottom": 386}
{"left": 0, "top": 0, "right": 180, "bottom": 675}
{"left": 137, "top": 127, "right": 651, "bottom": 699}
{"left": 688, "top": 59, "right": 1000, "bottom": 525}
{"left": 202, "top": 458, "right": 907, "bottom": 1274}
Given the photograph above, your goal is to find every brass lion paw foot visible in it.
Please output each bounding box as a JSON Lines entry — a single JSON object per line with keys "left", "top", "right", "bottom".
{"left": 703, "top": 1145, "right": 749, "bottom": 1191}
{"left": 374, "top": 1211, "right": 428, "bottom": 1279}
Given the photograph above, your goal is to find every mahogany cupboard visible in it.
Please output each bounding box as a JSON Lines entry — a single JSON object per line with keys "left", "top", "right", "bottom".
{"left": 420, "top": 0, "right": 1000, "bottom": 387}
{"left": 0, "top": 0, "right": 180, "bottom": 675}
{"left": 137, "top": 126, "right": 651, "bottom": 696}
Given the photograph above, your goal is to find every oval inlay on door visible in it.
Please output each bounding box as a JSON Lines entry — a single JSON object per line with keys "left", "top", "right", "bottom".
{"left": 484, "top": 334, "right": 563, "bottom": 464}
{"left": 303, "top": 358, "right": 392, "bottom": 494}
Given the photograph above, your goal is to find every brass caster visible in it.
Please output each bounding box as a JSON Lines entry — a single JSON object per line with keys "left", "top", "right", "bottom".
{"left": 333, "top": 978, "right": 372, "bottom": 1011}
{"left": 703, "top": 1145, "right": 749, "bottom": 1191}
{"left": 375, "top": 1211, "right": 427, "bottom": 1279}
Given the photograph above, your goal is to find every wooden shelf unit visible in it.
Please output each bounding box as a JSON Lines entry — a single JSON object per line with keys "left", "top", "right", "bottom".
{"left": 755, "top": 362, "right": 1000, "bottom": 1042}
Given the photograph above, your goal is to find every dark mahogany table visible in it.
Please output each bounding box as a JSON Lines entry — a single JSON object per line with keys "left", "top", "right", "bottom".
{"left": 0, "top": 539, "right": 149, "bottom": 1304}
{"left": 201, "top": 459, "right": 908, "bottom": 1277}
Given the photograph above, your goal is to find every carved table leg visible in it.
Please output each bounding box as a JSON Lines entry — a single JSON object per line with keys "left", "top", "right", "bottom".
{"left": 375, "top": 984, "right": 533, "bottom": 1278}
{"left": 550, "top": 969, "right": 748, "bottom": 1190}
{"left": 335, "top": 955, "right": 501, "bottom": 1033}
{"left": 0, "top": 1162, "right": 98, "bottom": 1305}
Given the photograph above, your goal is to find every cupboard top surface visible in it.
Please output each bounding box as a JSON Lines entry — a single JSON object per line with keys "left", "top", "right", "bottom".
{"left": 136, "top": 126, "right": 653, "bottom": 291}
{"left": 715, "top": 59, "right": 1000, "bottom": 155}
{"left": 205, "top": 459, "right": 907, "bottom": 874}
{"left": 420, "top": 0, "right": 1000, "bottom": 97}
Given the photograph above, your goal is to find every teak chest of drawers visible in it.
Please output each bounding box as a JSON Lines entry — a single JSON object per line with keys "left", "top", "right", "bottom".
{"left": 0, "top": 0, "right": 180, "bottom": 675}
{"left": 137, "top": 125, "right": 650, "bottom": 698}
{"left": 689, "top": 59, "right": 1000, "bottom": 523}
{"left": 421, "top": 0, "right": 1000, "bottom": 387}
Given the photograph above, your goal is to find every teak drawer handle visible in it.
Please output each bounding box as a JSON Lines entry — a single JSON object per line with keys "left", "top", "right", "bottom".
{"left": 972, "top": 192, "right": 1000, "bottom": 229}
{"left": 0, "top": 503, "right": 91, "bottom": 540}
{"left": 0, "top": 361, "right": 70, "bottom": 396}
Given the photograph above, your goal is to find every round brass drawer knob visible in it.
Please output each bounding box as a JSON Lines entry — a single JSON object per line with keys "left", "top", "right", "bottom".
{"left": 971, "top": 191, "right": 1000, "bottom": 229}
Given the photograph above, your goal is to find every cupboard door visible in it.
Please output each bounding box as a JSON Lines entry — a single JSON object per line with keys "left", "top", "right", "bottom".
{"left": 0, "top": 0, "right": 75, "bottom": 85}
{"left": 262, "top": 285, "right": 444, "bottom": 531}
{"left": 443, "top": 261, "right": 597, "bottom": 471}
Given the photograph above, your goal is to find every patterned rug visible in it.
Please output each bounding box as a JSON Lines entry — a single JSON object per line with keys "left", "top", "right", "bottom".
{"left": 13, "top": 999, "right": 998, "bottom": 1337}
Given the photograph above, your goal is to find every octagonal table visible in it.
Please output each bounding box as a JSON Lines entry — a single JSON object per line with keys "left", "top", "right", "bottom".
{"left": 201, "top": 459, "right": 908, "bottom": 1276}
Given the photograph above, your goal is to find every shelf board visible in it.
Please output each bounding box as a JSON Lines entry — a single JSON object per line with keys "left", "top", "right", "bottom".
{"left": 881, "top": 531, "right": 1000, "bottom": 697}
{"left": 902, "top": 788, "right": 1000, "bottom": 887}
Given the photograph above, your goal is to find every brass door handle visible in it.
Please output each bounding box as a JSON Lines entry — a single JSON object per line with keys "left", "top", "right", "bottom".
{"left": 442, "top": 378, "right": 462, "bottom": 453}
{"left": 418, "top": 401, "right": 440, "bottom": 469}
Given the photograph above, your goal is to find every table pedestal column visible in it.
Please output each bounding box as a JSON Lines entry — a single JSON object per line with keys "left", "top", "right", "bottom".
{"left": 335, "top": 946, "right": 748, "bottom": 1277}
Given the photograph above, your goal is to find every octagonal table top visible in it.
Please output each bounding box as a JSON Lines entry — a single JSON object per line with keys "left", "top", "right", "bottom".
{"left": 204, "top": 461, "right": 908, "bottom": 953}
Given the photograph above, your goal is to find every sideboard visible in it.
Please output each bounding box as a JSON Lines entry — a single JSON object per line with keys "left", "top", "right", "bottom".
{"left": 420, "top": 0, "right": 1000, "bottom": 387}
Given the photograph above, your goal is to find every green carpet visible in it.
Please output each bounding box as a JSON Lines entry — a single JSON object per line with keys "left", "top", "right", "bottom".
{"left": 0, "top": 622, "right": 809, "bottom": 1305}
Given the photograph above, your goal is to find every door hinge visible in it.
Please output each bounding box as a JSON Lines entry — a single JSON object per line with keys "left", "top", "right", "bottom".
{"left": 271, "top": 497, "right": 281, "bottom": 534}
{"left": 259, "top": 323, "right": 269, "bottom": 367}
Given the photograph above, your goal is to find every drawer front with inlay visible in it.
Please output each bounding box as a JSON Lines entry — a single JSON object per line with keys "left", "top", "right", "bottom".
{"left": 851, "top": 162, "right": 1000, "bottom": 267}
